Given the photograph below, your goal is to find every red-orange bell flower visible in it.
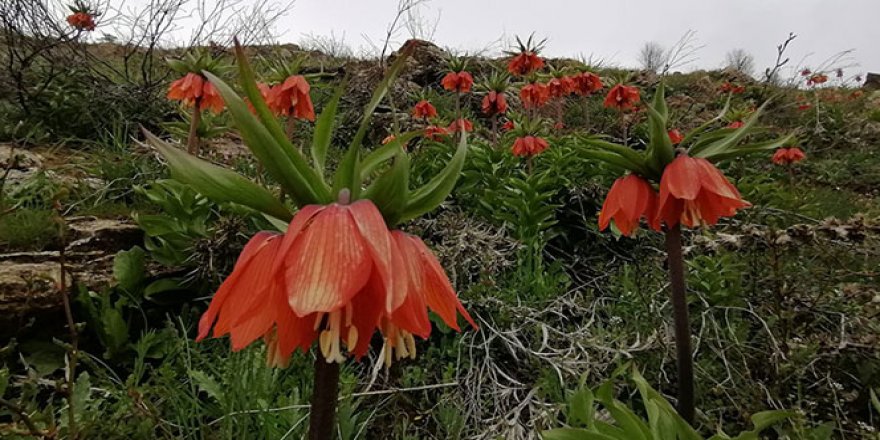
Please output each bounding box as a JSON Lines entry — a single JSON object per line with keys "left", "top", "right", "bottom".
{"left": 67, "top": 12, "right": 96, "bottom": 31}
{"left": 727, "top": 121, "right": 744, "bottom": 129}
{"left": 167, "top": 73, "right": 225, "bottom": 114}
{"left": 520, "top": 83, "right": 550, "bottom": 109}
{"left": 501, "top": 120, "right": 515, "bottom": 131}
{"left": 547, "top": 77, "right": 574, "bottom": 99}
{"left": 197, "top": 200, "right": 475, "bottom": 367}
{"left": 412, "top": 100, "right": 438, "bottom": 119}
{"left": 807, "top": 74, "right": 828, "bottom": 86}
{"left": 598, "top": 174, "right": 659, "bottom": 236}
{"left": 447, "top": 118, "right": 473, "bottom": 133}
{"left": 668, "top": 129, "right": 684, "bottom": 145}
{"left": 481, "top": 91, "right": 508, "bottom": 116}
{"left": 772, "top": 147, "right": 806, "bottom": 165}
{"left": 424, "top": 125, "right": 448, "bottom": 141}
{"left": 380, "top": 231, "right": 477, "bottom": 366}
{"left": 655, "top": 155, "right": 750, "bottom": 228}
{"left": 571, "top": 72, "right": 603, "bottom": 96}
{"left": 511, "top": 135, "right": 549, "bottom": 157}
{"left": 603, "top": 84, "right": 640, "bottom": 110}
{"left": 441, "top": 71, "right": 474, "bottom": 93}
{"left": 268, "top": 75, "right": 315, "bottom": 121}
{"left": 507, "top": 52, "right": 545, "bottom": 76}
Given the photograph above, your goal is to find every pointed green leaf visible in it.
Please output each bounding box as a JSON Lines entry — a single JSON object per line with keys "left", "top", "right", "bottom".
{"left": 645, "top": 84, "right": 673, "bottom": 170}
{"left": 697, "top": 134, "right": 795, "bottom": 162}
{"left": 348, "top": 43, "right": 415, "bottom": 153}
{"left": 146, "top": 130, "right": 293, "bottom": 220}
{"left": 689, "top": 100, "right": 771, "bottom": 158}
{"left": 681, "top": 94, "right": 731, "bottom": 146}
{"left": 203, "top": 72, "right": 329, "bottom": 206}
{"left": 360, "top": 130, "right": 422, "bottom": 179}
{"left": 312, "top": 81, "right": 346, "bottom": 173}
{"left": 399, "top": 132, "right": 468, "bottom": 222}
{"left": 542, "top": 429, "right": 617, "bottom": 440}
{"left": 363, "top": 148, "right": 410, "bottom": 227}
{"left": 748, "top": 410, "right": 796, "bottom": 432}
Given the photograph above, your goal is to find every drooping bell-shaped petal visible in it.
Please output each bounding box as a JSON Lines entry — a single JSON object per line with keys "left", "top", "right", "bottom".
{"left": 167, "top": 73, "right": 204, "bottom": 105}
{"left": 379, "top": 231, "right": 478, "bottom": 367}
{"left": 598, "top": 174, "right": 659, "bottom": 236}
{"left": 520, "top": 83, "right": 550, "bottom": 109}
{"left": 481, "top": 91, "right": 508, "bottom": 116}
{"left": 656, "top": 155, "right": 750, "bottom": 228}
{"left": 412, "top": 100, "right": 438, "bottom": 119}
{"left": 268, "top": 75, "right": 315, "bottom": 121}
{"left": 603, "top": 84, "right": 640, "bottom": 110}
{"left": 441, "top": 71, "right": 474, "bottom": 93}
{"left": 508, "top": 52, "right": 545, "bottom": 76}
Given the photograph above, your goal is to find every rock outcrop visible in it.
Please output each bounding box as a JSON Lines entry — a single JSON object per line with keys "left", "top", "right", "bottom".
{"left": 0, "top": 216, "right": 142, "bottom": 331}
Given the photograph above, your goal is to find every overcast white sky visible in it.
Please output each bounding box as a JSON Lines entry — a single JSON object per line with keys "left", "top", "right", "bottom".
{"left": 280, "top": 0, "right": 878, "bottom": 77}
{"left": 119, "top": 0, "right": 878, "bottom": 78}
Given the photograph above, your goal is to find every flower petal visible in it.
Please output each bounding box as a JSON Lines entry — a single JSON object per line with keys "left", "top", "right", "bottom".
{"left": 283, "top": 204, "right": 372, "bottom": 316}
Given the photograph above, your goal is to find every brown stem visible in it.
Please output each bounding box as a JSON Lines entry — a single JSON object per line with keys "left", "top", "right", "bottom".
{"left": 0, "top": 398, "right": 46, "bottom": 438}
{"left": 54, "top": 203, "right": 78, "bottom": 439}
{"left": 664, "top": 224, "right": 695, "bottom": 424}
{"left": 490, "top": 115, "right": 498, "bottom": 148}
{"left": 186, "top": 98, "right": 202, "bottom": 155}
{"left": 308, "top": 352, "right": 340, "bottom": 440}
{"left": 285, "top": 116, "right": 298, "bottom": 149}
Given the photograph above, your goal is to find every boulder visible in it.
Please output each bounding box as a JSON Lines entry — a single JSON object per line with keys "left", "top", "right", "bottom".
{"left": 863, "top": 73, "right": 880, "bottom": 90}
{"left": 0, "top": 217, "right": 142, "bottom": 331}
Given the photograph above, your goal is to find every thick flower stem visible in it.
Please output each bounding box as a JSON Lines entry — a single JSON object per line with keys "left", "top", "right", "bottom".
{"left": 664, "top": 224, "right": 695, "bottom": 424}
{"left": 308, "top": 352, "right": 340, "bottom": 440}
{"left": 186, "top": 98, "right": 202, "bottom": 155}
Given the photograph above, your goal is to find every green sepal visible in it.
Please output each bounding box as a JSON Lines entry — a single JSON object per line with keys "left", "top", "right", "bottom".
{"left": 203, "top": 71, "right": 328, "bottom": 207}
{"left": 166, "top": 59, "right": 189, "bottom": 75}
{"left": 399, "top": 132, "right": 468, "bottom": 222}
{"left": 362, "top": 148, "right": 410, "bottom": 227}
{"left": 144, "top": 130, "right": 292, "bottom": 221}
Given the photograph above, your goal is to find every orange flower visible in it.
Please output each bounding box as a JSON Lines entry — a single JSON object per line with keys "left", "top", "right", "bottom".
{"left": 481, "top": 91, "right": 508, "bottom": 116}
{"left": 668, "top": 129, "right": 684, "bottom": 145}
{"left": 412, "top": 100, "right": 438, "bottom": 119}
{"left": 380, "top": 231, "right": 477, "bottom": 366}
{"left": 197, "top": 200, "right": 475, "bottom": 367}
{"left": 807, "top": 74, "right": 828, "bottom": 86}
{"left": 553, "top": 121, "right": 565, "bottom": 130}
{"left": 520, "top": 83, "right": 550, "bottom": 109}
{"left": 507, "top": 52, "right": 545, "bottom": 76}
{"left": 720, "top": 82, "right": 744, "bottom": 94}
{"left": 547, "top": 77, "right": 574, "bottom": 99}
{"left": 511, "top": 135, "right": 549, "bottom": 157}
{"left": 200, "top": 82, "right": 225, "bottom": 114}
{"left": 424, "top": 125, "right": 448, "bottom": 141}
{"left": 772, "top": 147, "right": 806, "bottom": 165}
{"left": 598, "top": 174, "right": 659, "bottom": 236}
{"left": 441, "top": 71, "right": 474, "bottom": 93}
{"left": 167, "top": 73, "right": 225, "bottom": 114}
{"left": 168, "top": 73, "right": 204, "bottom": 105}
{"left": 247, "top": 82, "right": 274, "bottom": 114}
{"left": 447, "top": 118, "right": 473, "bottom": 133}
{"left": 268, "top": 75, "right": 315, "bottom": 121}
{"left": 501, "top": 120, "right": 515, "bottom": 131}
{"left": 603, "top": 84, "right": 640, "bottom": 110}
{"left": 571, "top": 72, "right": 603, "bottom": 96}
{"left": 655, "top": 155, "right": 750, "bottom": 228}
{"left": 67, "top": 12, "right": 96, "bottom": 31}
{"left": 727, "top": 121, "right": 744, "bottom": 129}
